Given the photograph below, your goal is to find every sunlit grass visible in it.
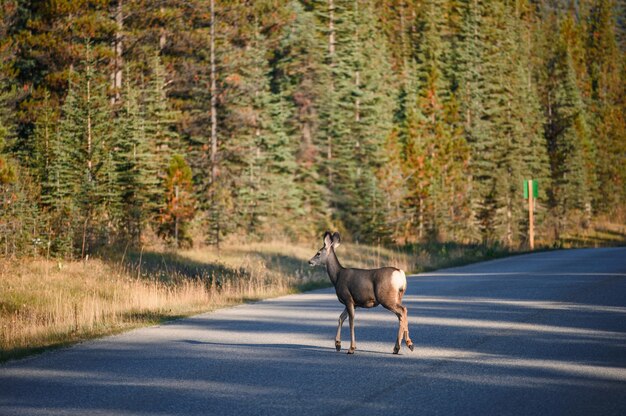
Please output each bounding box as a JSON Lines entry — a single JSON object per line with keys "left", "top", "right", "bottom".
{"left": 0, "top": 258, "right": 215, "bottom": 362}
{"left": 0, "top": 240, "right": 415, "bottom": 363}
{"left": 559, "top": 220, "right": 626, "bottom": 248}
{"left": 3, "top": 220, "right": 622, "bottom": 363}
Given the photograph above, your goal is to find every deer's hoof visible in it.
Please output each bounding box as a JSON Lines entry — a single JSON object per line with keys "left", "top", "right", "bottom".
{"left": 335, "top": 341, "right": 341, "bottom": 351}
{"left": 393, "top": 346, "right": 400, "bottom": 354}
{"left": 347, "top": 348, "right": 355, "bottom": 355}
{"left": 407, "top": 342, "right": 414, "bottom": 352}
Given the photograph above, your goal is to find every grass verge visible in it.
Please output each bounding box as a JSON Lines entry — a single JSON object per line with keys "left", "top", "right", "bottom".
{"left": 2, "top": 225, "right": 623, "bottom": 363}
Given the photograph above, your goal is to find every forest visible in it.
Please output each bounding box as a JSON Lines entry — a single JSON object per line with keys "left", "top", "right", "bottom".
{"left": 0, "top": 0, "right": 624, "bottom": 258}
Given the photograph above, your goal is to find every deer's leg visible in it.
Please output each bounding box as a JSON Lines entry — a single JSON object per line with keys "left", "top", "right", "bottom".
{"left": 347, "top": 304, "right": 356, "bottom": 354}
{"left": 335, "top": 308, "right": 348, "bottom": 351}
{"left": 393, "top": 306, "right": 405, "bottom": 354}
{"left": 385, "top": 303, "right": 408, "bottom": 354}
{"left": 401, "top": 304, "right": 414, "bottom": 351}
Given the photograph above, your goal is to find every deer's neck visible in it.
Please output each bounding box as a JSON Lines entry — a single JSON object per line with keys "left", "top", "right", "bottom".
{"left": 326, "top": 248, "right": 343, "bottom": 287}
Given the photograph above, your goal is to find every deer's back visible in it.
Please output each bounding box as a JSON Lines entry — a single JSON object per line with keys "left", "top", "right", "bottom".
{"left": 336, "top": 267, "right": 404, "bottom": 308}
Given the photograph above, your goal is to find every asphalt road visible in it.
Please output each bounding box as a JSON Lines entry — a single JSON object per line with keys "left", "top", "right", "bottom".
{"left": 1, "top": 247, "right": 625, "bottom": 416}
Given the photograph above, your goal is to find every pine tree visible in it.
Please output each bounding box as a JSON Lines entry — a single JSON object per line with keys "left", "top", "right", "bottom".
{"left": 512, "top": 0, "right": 550, "bottom": 246}
{"left": 585, "top": 0, "right": 625, "bottom": 214}
{"left": 41, "top": 47, "right": 119, "bottom": 257}
{"left": 257, "top": 93, "right": 304, "bottom": 238}
{"left": 376, "top": 128, "right": 408, "bottom": 242}
{"left": 399, "top": 0, "right": 469, "bottom": 242}
{"left": 311, "top": 0, "right": 398, "bottom": 241}
{"left": 275, "top": 0, "right": 329, "bottom": 237}
{"left": 11, "top": 0, "right": 114, "bottom": 161}
{"left": 144, "top": 53, "right": 179, "bottom": 175}
{"left": 40, "top": 78, "right": 80, "bottom": 256}
{"left": 457, "top": 0, "right": 492, "bottom": 242}
{"left": 78, "top": 48, "right": 119, "bottom": 254}
{"left": 454, "top": 0, "right": 549, "bottom": 246}
{"left": 545, "top": 34, "right": 591, "bottom": 237}
{"left": 349, "top": 0, "right": 397, "bottom": 242}
{"left": 114, "top": 72, "right": 161, "bottom": 243}
{"left": 141, "top": 53, "right": 180, "bottom": 241}
{"left": 159, "top": 154, "right": 195, "bottom": 247}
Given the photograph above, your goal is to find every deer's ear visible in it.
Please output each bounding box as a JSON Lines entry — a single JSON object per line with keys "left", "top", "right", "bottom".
{"left": 331, "top": 232, "right": 341, "bottom": 248}
{"left": 323, "top": 231, "right": 333, "bottom": 248}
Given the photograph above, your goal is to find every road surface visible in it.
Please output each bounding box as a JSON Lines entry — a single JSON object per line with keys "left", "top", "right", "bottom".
{"left": 1, "top": 247, "right": 625, "bottom": 415}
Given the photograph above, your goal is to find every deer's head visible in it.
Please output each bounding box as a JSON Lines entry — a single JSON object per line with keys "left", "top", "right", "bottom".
{"left": 309, "top": 231, "right": 341, "bottom": 266}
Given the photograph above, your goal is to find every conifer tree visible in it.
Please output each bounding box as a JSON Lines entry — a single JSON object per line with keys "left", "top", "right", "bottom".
{"left": 159, "top": 154, "right": 195, "bottom": 247}
{"left": 42, "top": 48, "right": 118, "bottom": 257}
{"left": 376, "top": 128, "right": 408, "bottom": 242}
{"left": 144, "top": 54, "right": 179, "bottom": 174}
{"left": 457, "top": 0, "right": 492, "bottom": 241}
{"left": 545, "top": 34, "right": 591, "bottom": 237}
{"left": 0, "top": 0, "right": 625, "bottom": 253}
{"left": 40, "top": 81, "right": 77, "bottom": 256}
{"left": 400, "top": 0, "right": 469, "bottom": 242}
{"left": 585, "top": 0, "right": 625, "bottom": 213}
{"left": 512, "top": 0, "right": 550, "bottom": 246}
{"left": 312, "top": 0, "right": 398, "bottom": 241}
{"left": 275, "top": 0, "right": 329, "bottom": 237}
{"left": 114, "top": 73, "right": 160, "bottom": 243}
{"left": 0, "top": 0, "right": 17, "bottom": 150}
{"left": 78, "top": 48, "right": 119, "bottom": 253}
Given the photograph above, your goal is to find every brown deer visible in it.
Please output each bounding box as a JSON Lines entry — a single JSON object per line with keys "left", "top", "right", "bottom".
{"left": 309, "top": 231, "right": 414, "bottom": 354}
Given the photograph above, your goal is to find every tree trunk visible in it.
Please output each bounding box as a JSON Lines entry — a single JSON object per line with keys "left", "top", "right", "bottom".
{"left": 159, "top": 7, "right": 167, "bottom": 51}
{"left": 174, "top": 185, "right": 179, "bottom": 247}
{"left": 87, "top": 73, "right": 92, "bottom": 177}
{"left": 209, "top": 0, "right": 220, "bottom": 250}
{"left": 327, "top": 0, "right": 335, "bottom": 187}
{"left": 210, "top": 0, "right": 217, "bottom": 184}
{"left": 111, "top": 0, "right": 123, "bottom": 104}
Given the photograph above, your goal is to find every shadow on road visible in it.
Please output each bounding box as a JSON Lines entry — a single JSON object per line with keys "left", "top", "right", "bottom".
{"left": 1, "top": 248, "right": 625, "bottom": 415}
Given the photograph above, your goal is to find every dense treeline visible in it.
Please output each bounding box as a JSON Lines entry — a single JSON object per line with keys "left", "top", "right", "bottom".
{"left": 0, "top": 0, "right": 624, "bottom": 257}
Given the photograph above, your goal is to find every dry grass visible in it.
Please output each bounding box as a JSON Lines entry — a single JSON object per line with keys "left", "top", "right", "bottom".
{"left": 0, "top": 241, "right": 412, "bottom": 362}
{"left": 9, "top": 222, "right": 620, "bottom": 364}
{"left": 0, "top": 258, "right": 211, "bottom": 361}
{"left": 559, "top": 219, "right": 626, "bottom": 248}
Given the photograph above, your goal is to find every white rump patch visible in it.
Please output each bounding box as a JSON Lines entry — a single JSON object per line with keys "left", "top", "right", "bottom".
{"left": 391, "top": 270, "right": 406, "bottom": 292}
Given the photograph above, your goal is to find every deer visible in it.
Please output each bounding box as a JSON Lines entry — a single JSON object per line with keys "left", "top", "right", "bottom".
{"left": 308, "top": 231, "right": 414, "bottom": 355}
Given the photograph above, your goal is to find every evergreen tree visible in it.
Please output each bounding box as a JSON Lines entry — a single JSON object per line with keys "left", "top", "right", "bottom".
{"left": 400, "top": 0, "right": 469, "bottom": 242}
{"left": 0, "top": 0, "right": 624, "bottom": 254}
{"left": 11, "top": 0, "right": 114, "bottom": 159}
{"left": 585, "top": 0, "right": 625, "bottom": 214}
{"left": 40, "top": 48, "right": 118, "bottom": 257}
{"left": 78, "top": 48, "right": 119, "bottom": 254}
{"left": 275, "top": 0, "right": 330, "bottom": 237}
{"left": 312, "top": 0, "right": 398, "bottom": 241}
{"left": 142, "top": 53, "right": 180, "bottom": 236}
{"left": 545, "top": 33, "right": 591, "bottom": 237}
{"left": 159, "top": 154, "right": 195, "bottom": 247}
{"left": 457, "top": 0, "right": 492, "bottom": 241}
{"left": 41, "top": 73, "right": 86, "bottom": 256}
{"left": 256, "top": 93, "right": 304, "bottom": 238}
{"left": 512, "top": 0, "right": 550, "bottom": 246}
{"left": 114, "top": 72, "right": 160, "bottom": 243}
{"left": 376, "top": 128, "right": 408, "bottom": 242}
{"left": 144, "top": 53, "right": 179, "bottom": 174}
{"left": 455, "top": 0, "right": 549, "bottom": 246}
